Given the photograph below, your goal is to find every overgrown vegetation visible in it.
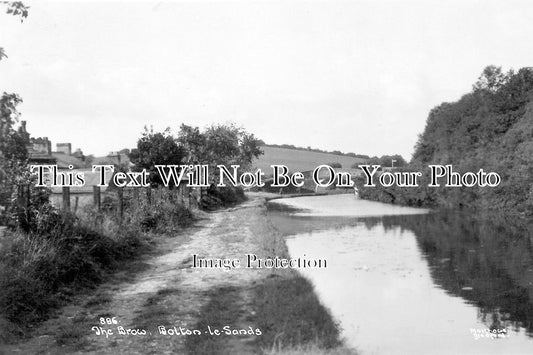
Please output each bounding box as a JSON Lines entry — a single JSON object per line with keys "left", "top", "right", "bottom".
{"left": 0, "top": 192, "right": 193, "bottom": 343}
{"left": 201, "top": 185, "right": 247, "bottom": 210}
{"left": 0, "top": 93, "right": 29, "bottom": 222}
{"left": 360, "top": 66, "right": 533, "bottom": 215}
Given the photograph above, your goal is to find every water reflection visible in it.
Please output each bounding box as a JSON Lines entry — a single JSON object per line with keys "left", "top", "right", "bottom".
{"left": 268, "top": 196, "right": 533, "bottom": 354}
{"left": 377, "top": 213, "right": 533, "bottom": 337}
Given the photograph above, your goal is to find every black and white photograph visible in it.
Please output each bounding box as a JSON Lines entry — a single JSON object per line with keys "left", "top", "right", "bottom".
{"left": 1, "top": 1, "right": 533, "bottom": 354}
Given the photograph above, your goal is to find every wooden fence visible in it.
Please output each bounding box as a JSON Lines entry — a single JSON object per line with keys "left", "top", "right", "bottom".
{"left": 15, "top": 183, "right": 202, "bottom": 220}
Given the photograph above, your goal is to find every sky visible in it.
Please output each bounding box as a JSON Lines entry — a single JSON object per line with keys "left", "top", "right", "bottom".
{"left": 1, "top": 0, "right": 532, "bottom": 159}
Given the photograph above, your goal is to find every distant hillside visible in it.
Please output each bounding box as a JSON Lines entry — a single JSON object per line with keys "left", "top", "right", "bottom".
{"left": 360, "top": 66, "right": 533, "bottom": 215}
{"left": 253, "top": 146, "right": 366, "bottom": 174}
{"left": 263, "top": 143, "right": 370, "bottom": 160}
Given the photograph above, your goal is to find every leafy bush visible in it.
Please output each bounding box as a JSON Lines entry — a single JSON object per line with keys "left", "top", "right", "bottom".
{"left": 123, "top": 194, "right": 193, "bottom": 233}
{"left": 205, "top": 186, "right": 246, "bottom": 207}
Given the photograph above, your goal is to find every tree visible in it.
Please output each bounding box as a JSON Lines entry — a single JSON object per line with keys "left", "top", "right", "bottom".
{"left": 177, "top": 123, "right": 263, "bottom": 170}
{"left": 202, "top": 124, "right": 242, "bottom": 167}
{"left": 0, "top": 93, "right": 29, "bottom": 208}
{"left": 238, "top": 130, "right": 263, "bottom": 168}
{"left": 176, "top": 124, "right": 206, "bottom": 163}
{"left": 473, "top": 65, "right": 510, "bottom": 93}
{"left": 1, "top": 1, "right": 30, "bottom": 190}
{"left": 359, "top": 154, "right": 406, "bottom": 168}
{"left": 1, "top": 1, "right": 29, "bottom": 161}
{"left": 408, "top": 65, "right": 533, "bottom": 212}
{"left": 0, "top": 93, "right": 27, "bottom": 159}
{"left": 129, "top": 127, "right": 187, "bottom": 186}
{"left": 0, "top": 1, "right": 29, "bottom": 61}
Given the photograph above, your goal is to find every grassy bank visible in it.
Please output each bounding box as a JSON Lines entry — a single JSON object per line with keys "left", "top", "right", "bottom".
{"left": 186, "top": 194, "right": 355, "bottom": 354}
{"left": 0, "top": 195, "right": 193, "bottom": 344}
{"left": 250, "top": 210, "right": 345, "bottom": 353}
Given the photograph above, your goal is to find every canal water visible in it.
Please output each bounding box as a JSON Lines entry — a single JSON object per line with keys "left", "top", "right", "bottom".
{"left": 267, "top": 194, "right": 533, "bottom": 355}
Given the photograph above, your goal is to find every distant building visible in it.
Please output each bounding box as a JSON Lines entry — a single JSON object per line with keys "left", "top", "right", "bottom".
{"left": 72, "top": 148, "right": 84, "bottom": 160}
{"left": 52, "top": 142, "right": 86, "bottom": 169}
{"left": 21, "top": 121, "right": 86, "bottom": 168}
{"left": 21, "top": 121, "right": 134, "bottom": 171}
{"left": 55, "top": 143, "right": 72, "bottom": 155}
{"left": 27, "top": 136, "right": 57, "bottom": 165}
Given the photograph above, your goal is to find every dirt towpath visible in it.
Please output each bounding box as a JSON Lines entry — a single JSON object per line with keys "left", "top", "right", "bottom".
{"left": 1, "top": 195, "right": 275, "bottom": 355}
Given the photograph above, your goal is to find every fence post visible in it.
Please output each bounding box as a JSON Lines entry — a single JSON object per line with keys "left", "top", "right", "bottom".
{"left": 17, "top": 184, "right": 30, "bottom": 228}
{"left": 146, "top": 188, "right": 152, "bottom": 205}
{"left": 168, "top": 187, "right": 174, "bottom": 202}
{"left": 17, "top": 184, "right": 30, "bottom": 209}
{"left": 62, "top": 186, "right": 70, "bottom": 212}
{"left": 117, "top": 187, "right": 124, "bottom": 220}
{"left": 93, "top": 186, "right": 101, "bottom": 211}
{"left": 133, "top": 188, "right": 139, "bottom": 204}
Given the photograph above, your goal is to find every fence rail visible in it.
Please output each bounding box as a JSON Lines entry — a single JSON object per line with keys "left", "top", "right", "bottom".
{"left": 14, "top": 183, "right": 200, "bottom": 220}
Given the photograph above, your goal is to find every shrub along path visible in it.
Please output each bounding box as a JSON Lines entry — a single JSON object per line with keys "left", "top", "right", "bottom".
{"left": 1, "top": 194, "right": 349, "bottom": 355}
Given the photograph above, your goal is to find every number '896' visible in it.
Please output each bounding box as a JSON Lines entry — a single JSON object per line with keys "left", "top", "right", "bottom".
{"left": 100, "top": 317, "right": 118, "bottom": 325}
